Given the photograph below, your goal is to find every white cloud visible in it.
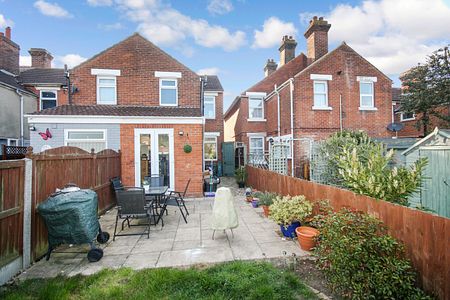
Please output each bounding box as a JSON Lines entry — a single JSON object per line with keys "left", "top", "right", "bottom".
{"left": 34, "top": 0, "right": 73, "bottom": 18}
{"left": 116, "top": 0, "right": 246, "bottom": 52}
{"left": 197, "top": 67, "right": 220, "bottom": 75}
{"left": 0, "top": 14, "right": 14, "bottom": 28}
{"left": 98, "top": 22, "right": 123, "bottom": 30}
{"left": 54, "top": 54, "right": 87, "bottom": 68}
{"left": 207, "top": 0, "right": 233, "bottom": 15}
{"left": 87, "top": 0, "right": 113, "bottom": 6}
{"left": 252, "top": 17, "right": 297, "bottom": 49}
{"left": 313, "top": 0, "right": 450, "bottom": 75}
{"left": 20, "top": 55, "right": 32, "bottom": 67}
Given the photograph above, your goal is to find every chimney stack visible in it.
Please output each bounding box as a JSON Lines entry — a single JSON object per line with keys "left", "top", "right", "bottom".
{"left": 0, "top": 27, "right": 20, "bottom": 75}
{"left": 304, "top": 16, "right": 331, "bottom": 62}
{"left": 278, "top": 35, "right": 297, "bottom": 67}
{"left": 29, "top": 48, "right": 53, "bottom": 68}
{"left": 264, "top": 59, "right": 277, "bottom": 77}
{"left": 5, "top": 27, "right": 11, "bottom": 39}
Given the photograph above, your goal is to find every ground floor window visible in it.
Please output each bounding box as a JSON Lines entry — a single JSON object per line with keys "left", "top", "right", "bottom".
{"left": 204, "top": 136, "right": 218, "bottom": 161}
{"left": 249, "top": 136, "right": 265, "bottom": 163}
{"left": 400, "top": 112, "right": 415, "bottom": 121}
{"left": 64, "top": 129, "right": 106, "bottom": 153}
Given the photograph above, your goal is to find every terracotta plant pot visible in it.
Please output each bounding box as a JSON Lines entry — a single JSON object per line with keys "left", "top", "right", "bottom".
{"left": 295, "top": 226, "right": 320, "bottom": 251}
{"left": 261, "top": 205, "right": 270, "bottom": 217}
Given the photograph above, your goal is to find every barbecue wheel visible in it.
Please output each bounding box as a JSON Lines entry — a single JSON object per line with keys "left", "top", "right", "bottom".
{"left": 87, "top": 248, "right": 103, "bottom": 262}
{"left": 97, "top": 231, "right": 110, "bottom": 244}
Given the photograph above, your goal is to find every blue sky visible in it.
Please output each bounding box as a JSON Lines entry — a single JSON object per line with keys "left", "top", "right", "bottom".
{"left": 1, "top": 0, "right": 449, "bottom": 111}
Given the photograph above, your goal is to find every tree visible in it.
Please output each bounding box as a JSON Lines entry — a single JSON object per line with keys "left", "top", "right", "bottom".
{"left": 400, "top": 45, "right": 450, "bottom": 135}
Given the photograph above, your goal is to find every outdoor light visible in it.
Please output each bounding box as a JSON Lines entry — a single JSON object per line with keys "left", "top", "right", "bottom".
{"left": 29, "top": 125, "right": 36, "bottom": 131}
{"left": 178, "top": 130, "right": 184, "bottom": 136}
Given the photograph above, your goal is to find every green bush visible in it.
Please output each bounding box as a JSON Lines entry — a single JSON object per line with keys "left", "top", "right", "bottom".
{"left": 314, "top": 208, "right": 430, "bottom": 299}
{"left": 254, "top": 191, "right": 277, "bottom": 206}
{"left": 338, "top": 145, "right": 427, "bottom": 205}
{"left": 268, "top": 195, "right": 312, "bottom": 226}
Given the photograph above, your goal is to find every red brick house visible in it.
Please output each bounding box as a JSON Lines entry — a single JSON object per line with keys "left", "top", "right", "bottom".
{"left": 224, "top": 17, "right": 393, "bottom": 177}
{"left": 27, "top": 33, "right": 224, "bottom": 196}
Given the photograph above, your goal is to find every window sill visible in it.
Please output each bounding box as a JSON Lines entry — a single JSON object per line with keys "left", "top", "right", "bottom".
{"left": 160, "top": 103, "right": 178, "bottom": 107}
{"left": 97, "top": 102, "right": 117, "bottom": 105}
{"left": 312, "top": 106, "right": 332, "bottom": 111}
{"left": 359, "top": 107, "right": 378, "bottom": 111}
{"left": 205, "top": 117, "right": 216, "bottom": 120}
{"left": 247, "top": 118, "right": 267, "bottom": 122}
{"left": 401, "top": 118, "right": 415, "bottom": 122}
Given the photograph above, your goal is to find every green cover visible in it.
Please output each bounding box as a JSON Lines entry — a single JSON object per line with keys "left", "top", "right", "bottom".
{"left": 38, "top": 190, "right": 99, "bottom": 247}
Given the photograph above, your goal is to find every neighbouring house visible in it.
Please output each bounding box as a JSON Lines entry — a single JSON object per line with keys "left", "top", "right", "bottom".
{"left": 19, "top": 48, "right": 68, "bottom": 111}
{"left": 27, "top": 33, "right": 225, "bottom": 196}
{"left": 224, "top": 16, "right": 393, "bottom": 177}
{"left": 0, "top": 27, "right": 38, "bottom": 152}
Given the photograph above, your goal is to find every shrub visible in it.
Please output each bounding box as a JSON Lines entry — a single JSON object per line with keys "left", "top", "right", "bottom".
{"left": 268, "top": 195, "right": 312, "bottom": 226}
{"left": 314, "top": 208, "right": 430, "bottom": 299}
{"left": 235, "top": 166, "right": 247, "bottom": 183}
{"left": 338, "top": 145, "right": 427, "bottom": 205}
{"left": 254, "top": 191, "right": 277, "bottom": 206}
{"left": 316, "top": 131, "right": 375, "bottom": 187}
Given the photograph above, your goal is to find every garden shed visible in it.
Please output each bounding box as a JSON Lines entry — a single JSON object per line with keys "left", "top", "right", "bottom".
{"left": 402, "top": 127, "right": 450, "bottom": 218}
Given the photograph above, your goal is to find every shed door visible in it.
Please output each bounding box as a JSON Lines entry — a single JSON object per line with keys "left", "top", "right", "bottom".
{"left": 222, "top": 142, "right": 235, "bottom": 176}
{"left": 419, "top": 148, "right": 450, "bottom": 218}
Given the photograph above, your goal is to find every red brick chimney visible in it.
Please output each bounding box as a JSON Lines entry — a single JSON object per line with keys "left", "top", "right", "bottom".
{"left": 29, "top": 48, "right": 53, "bottom": 68}
{"left": 279, "top": 35, "right": 297, "bottom": 67}
{"left": 304, "top": 16, "right": 331, "bottom": 63}
{"left": 0, "top": 27, "right": 20, "bottom": 75}
{"left": 264, "top": 59, "right": 277, "bottom": 77}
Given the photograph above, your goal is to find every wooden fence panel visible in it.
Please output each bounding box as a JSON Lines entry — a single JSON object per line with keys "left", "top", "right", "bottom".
{"left": 30, "top": 146, "right": 121, "bottom": 260}
{"left": 246, "top": 166, "right": 450, "bottom": 300}
{"left": 0, "top": 160, "right": 24, "bottom": 268}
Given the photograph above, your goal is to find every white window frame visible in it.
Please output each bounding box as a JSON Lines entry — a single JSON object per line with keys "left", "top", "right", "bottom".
{"left": 248, "top": 96, "right": 264, "bottom": 120}
{"left": 400, "top": 112, "right": 416, "bottom": 121}
{"left": 248, "top": 136, "right": 265, "bottom": 156}
{"left": 312, "top": 80, "right": 331, "bottom": 110}
{"left": 204, "top": 94, "right": 216, "bottom": 119}
{"left": 204, "top": 135, "right": 218, "bottom": 161}
{"left": 96, "top": 76, "right": 117, "bottom": 105}
{"left": 159, "top": 78, "right": 178, "bottom": 106}
{"left": 64, "top": 129, "right": 107, "bottom": 152}
{"left": 39, "top": 90, "right": 58, "bottom": 110}
{"left": 359, "top": 81, "right": 376, "bottom": 110}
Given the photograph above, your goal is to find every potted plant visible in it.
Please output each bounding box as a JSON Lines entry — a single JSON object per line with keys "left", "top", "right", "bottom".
{"left": 295, "top": 200, "right": 331, "bottom": 251}
{"left": 269, "top": 195, "right": 313, "bottom": 238}
{"left": 255, "top": 192, "right": 276, "bottom": 217}
{"left": 235, "top": 166, "right": 247, "bottom": 188}
{"left": 251, "top": 198, "right": 259, "bottom": 208}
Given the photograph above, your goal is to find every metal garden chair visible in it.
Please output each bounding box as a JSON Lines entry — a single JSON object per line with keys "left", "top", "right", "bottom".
{"left": 113, "top": 187, "right": 153, "bottom": 240}
{"left": 161, "top": 179, "right": 191, "bottom": 223}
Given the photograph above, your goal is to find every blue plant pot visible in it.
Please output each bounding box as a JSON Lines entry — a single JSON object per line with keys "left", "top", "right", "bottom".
{"left": 280, "top": 222, "right": 301, "bottom": 238}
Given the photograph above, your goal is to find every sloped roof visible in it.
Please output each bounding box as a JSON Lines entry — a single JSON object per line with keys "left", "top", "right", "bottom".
{"left": 201, "top": 75, "right": 223, "bottom": 91}
{"left": 392, "top": 87, "right": 402, "bottom": 102}
{"left": 402, "top": 127, "right": 450, "bottom": 155}
{"left": 30, "top": 104, "right": 202, "bottom": 117}
{"left": 19, "top": 68, "right": 67, "bottom": 85}
{"left": 0, "top": 70, "right": 35, "bottom": 95}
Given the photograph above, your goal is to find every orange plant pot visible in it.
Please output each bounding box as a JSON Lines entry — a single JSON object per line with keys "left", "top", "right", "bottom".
{"left": 295, "top": 226, "right": 319, "bottom": 251}
{"left": 261, "top": 205, "right": 270, "bottom": 217}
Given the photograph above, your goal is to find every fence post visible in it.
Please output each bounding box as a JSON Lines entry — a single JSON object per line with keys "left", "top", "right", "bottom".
{"left": 22, "top": 157, "right": 32, "bottom": 269}
{"left": 91, "top": 148, "right": 96, "bottom": 189}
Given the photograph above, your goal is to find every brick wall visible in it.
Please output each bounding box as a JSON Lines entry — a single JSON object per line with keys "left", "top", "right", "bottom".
{"left": 393, "top": 106, "right": 450, "bottom": 138}
{"left": 120, "top": 123, "right": 204, "bottom": 197}
{"left": 26, "top": 86, "right": 69, "bottom": 111}
{"left": 0, "top": 33, "right": 20, "bottom": 75}
{"left": 205, "top": 91, "right": 224, "bottom": 160}
{"left": 71, "top": 34, "right": 201, "bottom": 108}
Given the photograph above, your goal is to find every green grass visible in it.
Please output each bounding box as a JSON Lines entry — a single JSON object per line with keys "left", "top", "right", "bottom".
{"left": 0, "top": 261, "right": 318, "bottom": 300}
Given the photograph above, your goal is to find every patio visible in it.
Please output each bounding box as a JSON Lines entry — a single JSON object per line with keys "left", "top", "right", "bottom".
{"left": 18, "top": 177, "right": 309, "bottom": 280}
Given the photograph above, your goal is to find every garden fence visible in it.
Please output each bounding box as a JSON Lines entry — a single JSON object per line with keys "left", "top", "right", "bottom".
{"left": 246, "top": 166, "right": 450, "bottom": 300}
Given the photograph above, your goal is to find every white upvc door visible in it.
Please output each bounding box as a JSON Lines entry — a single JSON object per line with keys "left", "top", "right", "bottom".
{"left": 134, "top": 128, "right": 175, "bottom": 189}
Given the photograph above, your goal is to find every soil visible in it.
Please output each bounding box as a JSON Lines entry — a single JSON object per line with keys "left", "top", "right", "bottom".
{"left": 293, "top": 258, "right": 338, "bottom": 299}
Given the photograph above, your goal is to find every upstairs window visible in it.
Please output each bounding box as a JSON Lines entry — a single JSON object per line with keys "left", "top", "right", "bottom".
{"left": 401, "top": 112, "right": 415, "bottom": 121}
{"left": 249, "top": 96, "right": 264, "bottom": 119}
{"left": 359, "top": 81, "right": 374, "bottom": 108}
{"left": 313, "top": 81, "right": 328, "bottom": 108}
{"left": 204, "top": 95, "right": 216, "bottom": 119}
{"left": 40, "top": 90, "right": 57, "bottom": 110}
{"left": 97, "top": 76, "right": 117, "bottom": 104}
{"left": 160, "top": 79, "right": 178, "bottom": 106}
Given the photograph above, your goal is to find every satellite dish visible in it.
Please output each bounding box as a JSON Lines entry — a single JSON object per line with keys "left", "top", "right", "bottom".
{"left": 387, "top": 122, "right": 404, "bottom": 132}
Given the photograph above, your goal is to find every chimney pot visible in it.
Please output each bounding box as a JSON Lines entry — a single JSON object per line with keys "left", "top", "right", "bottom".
{"left": 5, "top": 27, "right": 11, "bottom": 39}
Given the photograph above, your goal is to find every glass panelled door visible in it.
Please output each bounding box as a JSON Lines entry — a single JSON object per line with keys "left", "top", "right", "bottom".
{"left": 134, "top": 129, "right": 174, "bottom": 188}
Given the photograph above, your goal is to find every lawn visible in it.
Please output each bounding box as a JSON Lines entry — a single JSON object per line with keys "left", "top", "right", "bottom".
{"left": 0, "top": 261, "right": 318, "bottom": 300}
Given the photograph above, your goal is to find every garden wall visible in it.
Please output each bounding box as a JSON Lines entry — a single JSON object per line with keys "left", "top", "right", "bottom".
{"left": 246, "top": 166, "right": 450, "bottom": 300}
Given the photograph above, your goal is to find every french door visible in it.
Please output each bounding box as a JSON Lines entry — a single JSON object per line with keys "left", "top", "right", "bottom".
{"left": 134, "top": 128, "right": 175, "bottom": 189}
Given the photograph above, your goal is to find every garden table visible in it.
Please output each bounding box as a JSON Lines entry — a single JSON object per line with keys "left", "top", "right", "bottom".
{"left": 145, "top": 186, "right": 169, "bottom": 225}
